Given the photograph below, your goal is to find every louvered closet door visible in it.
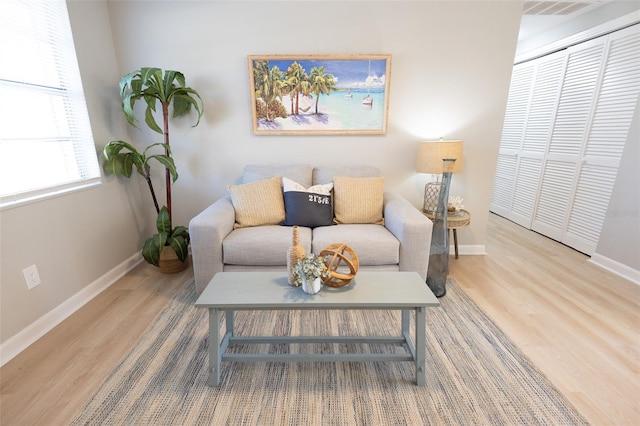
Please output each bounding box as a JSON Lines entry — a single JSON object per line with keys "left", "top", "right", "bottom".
{"left": 510, "top": 52, "right": 566, "bottom": 228}
{"left": 532, "top": 36, "right": 606, "bottom": 241}
{"left": 490, "top": 62, "right": 534, "bottom": 217}
{"left": 492, "top": 24, "right": 640, "bottom": 256}
{"left": 564, "top": 25, "right": 640, "bottom": 254}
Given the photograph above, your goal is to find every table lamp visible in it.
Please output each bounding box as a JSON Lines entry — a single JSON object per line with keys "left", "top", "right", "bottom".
{"left": 416, "top": 140, "right": 464, "bottom": 213}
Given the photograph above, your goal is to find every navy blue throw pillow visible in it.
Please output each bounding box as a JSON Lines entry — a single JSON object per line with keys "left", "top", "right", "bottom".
{"left": 281, "top": 177, "right": 334, "bottom": 228}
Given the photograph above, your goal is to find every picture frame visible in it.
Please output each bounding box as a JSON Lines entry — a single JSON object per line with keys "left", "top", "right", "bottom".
{"left": 248, "top": 54, "right": 391, "bottom": 135}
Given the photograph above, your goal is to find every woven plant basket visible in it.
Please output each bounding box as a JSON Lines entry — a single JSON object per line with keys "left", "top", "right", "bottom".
{"left": 159, "top": 245, "right": 188, "bottom": 274}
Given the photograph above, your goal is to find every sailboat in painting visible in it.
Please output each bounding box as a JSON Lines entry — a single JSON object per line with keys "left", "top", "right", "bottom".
{"left": 362, "top": 60, "right": 373, "bottom": 106}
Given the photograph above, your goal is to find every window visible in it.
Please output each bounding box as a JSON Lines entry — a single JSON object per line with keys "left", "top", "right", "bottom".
{"left": 0, "top": 0, "right": 101, "bottom": 209}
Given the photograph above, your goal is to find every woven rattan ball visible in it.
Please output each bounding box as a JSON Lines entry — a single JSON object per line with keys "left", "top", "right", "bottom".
{"left": 319, "top": 243, "right": 359, "bottom": 287}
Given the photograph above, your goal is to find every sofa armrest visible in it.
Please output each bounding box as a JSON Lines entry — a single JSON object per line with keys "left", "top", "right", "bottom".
{"left": 189, "top": 196, "right": 236, "bottom": 293}
{"left": 383, "top": 192, "right": 433, "bottom": 280}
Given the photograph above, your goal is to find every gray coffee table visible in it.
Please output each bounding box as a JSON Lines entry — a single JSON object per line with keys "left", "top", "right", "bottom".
{"left": 195, "top": 271, "right": 439, "bottom": 387}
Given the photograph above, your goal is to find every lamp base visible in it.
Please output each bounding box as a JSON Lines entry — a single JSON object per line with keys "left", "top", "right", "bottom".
{"left": 423, "top": 181, "right": 441, "bottom": 214}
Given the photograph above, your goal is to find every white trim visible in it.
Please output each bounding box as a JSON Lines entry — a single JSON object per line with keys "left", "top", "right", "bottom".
{"left": 0, "top": 253, "right": 143, "bottom": 367}
{"left": 589, "top": 253, "right": 640, "bottom": 286}
{"left": 451, "top": 245, "right": 487, "bottom": 256}
{"left": 0, "top": 180, "right": 102, "bottom": 212}
{"left": 515, "top": 11, "right": 640, "bottom": 64}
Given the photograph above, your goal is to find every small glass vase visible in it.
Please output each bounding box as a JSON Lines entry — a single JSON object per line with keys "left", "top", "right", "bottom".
{"left": 301, "top": 277, "right": 322, "bottom": 295}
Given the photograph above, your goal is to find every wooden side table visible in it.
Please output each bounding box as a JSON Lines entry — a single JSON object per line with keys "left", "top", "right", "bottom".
{"left": 422, "top": 209, "right": 471, "bottom": 259}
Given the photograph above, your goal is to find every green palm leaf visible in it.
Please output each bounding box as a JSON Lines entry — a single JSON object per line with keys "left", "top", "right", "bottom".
{"left": 168, "top": 235, "right": 188, "bottom": 262}
{"left": 156, "top": 206, "right": 172, "bottom": 233}
{"left": 142, "top": 233, "right": 167, "bottom": 266}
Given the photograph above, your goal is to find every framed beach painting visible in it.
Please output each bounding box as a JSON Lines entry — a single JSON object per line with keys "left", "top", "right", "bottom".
{"left": 248, "top": 54, "right": 391, "bottom": 135}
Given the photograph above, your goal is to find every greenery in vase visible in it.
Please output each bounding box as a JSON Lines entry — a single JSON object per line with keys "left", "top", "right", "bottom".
{"left": 292, "top": 254, "right": 330, "bottom": 287}
{"left": 103, "top": 67, "right": 203, "bottom": 266}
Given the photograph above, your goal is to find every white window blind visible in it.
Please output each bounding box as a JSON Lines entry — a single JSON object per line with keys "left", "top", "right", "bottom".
{"left": 0, "top": 0, "right": 101, "bottom": 208}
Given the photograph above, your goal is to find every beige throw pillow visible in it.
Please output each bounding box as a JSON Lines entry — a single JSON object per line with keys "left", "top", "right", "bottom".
{"left": 333, "top": 176, "right": 384, "bottom": 225}
{"left": 227, "top": 176, "right": 285, "bottom": 228}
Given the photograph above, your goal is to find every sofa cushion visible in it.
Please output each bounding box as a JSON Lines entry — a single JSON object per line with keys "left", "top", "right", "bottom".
{"left": 312, "top": 224, "right": 399, "bottom": 266}
{"left": 223, "top": 225, "right": 312, "bottom": 266}
{"left": 281, "top": 177, "right": 334, "bottom": 228}
{"left": 227, "top": 176, "right": 285, "bottom": 228}
{"left": 333, "top": 176, "right": 385, "bottom": 225}
{"left": 243, "top": 164, "right": 313, "bottom": 187}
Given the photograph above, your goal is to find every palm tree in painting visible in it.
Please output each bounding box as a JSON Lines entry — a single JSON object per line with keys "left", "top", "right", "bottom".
{"left": 282, "top": 77, "right": 296, "bottom": 116}
{"left": 253, "top": 60, "right": 284, "bottom": 122}
{"left": 285, "top": 62, "right": 310, "bottom": 115}
{"left": 309, "top": 66, "right": 337, "bottom": 114}
{"left": 253, "top": 60, "right": 270, "bottom": 97}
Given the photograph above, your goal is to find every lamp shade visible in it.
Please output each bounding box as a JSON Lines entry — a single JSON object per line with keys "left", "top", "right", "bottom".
{"left": 416, "top": 140, "right": 464, "bottom": 174}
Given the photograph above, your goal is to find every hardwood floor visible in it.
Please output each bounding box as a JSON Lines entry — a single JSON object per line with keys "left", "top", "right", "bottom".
{"left": 1, "top": 213, "right": 638, "bottom": 425}
{"left": 0, "top": 263, "right": 192, "bottom": 425}
{"left": 449, "top": 213, "right": 639, "bottom": 426}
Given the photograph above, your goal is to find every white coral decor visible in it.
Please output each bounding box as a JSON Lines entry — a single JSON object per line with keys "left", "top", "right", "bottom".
{"left": 292, "top": 254, "right": 329, "bottom": 287}
{"left": 448, "top": 195, "right": 464, "bottom": 212}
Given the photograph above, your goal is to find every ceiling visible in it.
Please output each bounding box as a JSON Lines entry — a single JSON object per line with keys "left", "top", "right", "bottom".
{"left": 518, "top": 0, "right": 614, "bottom": 43}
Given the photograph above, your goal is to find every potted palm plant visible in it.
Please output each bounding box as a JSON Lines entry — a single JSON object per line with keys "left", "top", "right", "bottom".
{"left": 103, "top": 67, "right": 204, "bottom": 272}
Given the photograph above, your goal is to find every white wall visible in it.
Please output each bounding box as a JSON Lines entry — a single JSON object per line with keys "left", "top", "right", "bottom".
{"left": 108, "top": 0, "right": 522, "bottom": 248}
{"left": 0, "top": 0, "right": 522, "bottom": 359}
{"left": 592, "top": 99, "right": 640, "bottom": 282}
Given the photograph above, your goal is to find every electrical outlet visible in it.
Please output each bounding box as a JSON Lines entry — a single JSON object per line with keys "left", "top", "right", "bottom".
{"left": 23, "top": 265, "right": 42, "bottom": 289}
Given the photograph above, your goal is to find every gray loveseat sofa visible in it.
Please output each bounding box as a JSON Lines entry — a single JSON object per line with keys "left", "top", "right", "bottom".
{"left": 189, "top": 164, "right": 432, "bottom": 293}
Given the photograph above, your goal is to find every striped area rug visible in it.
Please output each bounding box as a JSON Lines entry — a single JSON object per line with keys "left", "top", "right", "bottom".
{"left": 70, "top": 279, "right": 588, "bottom": 425}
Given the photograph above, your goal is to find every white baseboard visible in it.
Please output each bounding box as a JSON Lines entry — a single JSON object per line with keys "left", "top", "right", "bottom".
{"left": 589, "top": 254, "right": 640, "bottom": 286}
{"left": 0, "top": 253, "right": 142, "bottom": 367}
{"left": 451, "top": 244, "right": 486, "bottom": 256}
